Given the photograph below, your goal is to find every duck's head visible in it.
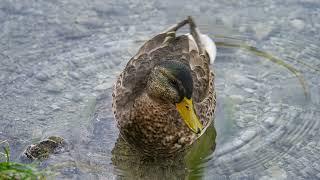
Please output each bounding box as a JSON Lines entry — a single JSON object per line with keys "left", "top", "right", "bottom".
{"left": 147, "top": 61, "right": 203, "bottom": 134}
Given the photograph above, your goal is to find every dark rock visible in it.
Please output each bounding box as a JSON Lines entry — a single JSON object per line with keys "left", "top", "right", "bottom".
{"left": 23, "top": 136, "right": 67, "bottom": 160}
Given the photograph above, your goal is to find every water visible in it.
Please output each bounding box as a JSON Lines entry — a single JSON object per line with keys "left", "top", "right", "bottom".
{"left": 1, "top": 0, "right": 320, "bottom": 179}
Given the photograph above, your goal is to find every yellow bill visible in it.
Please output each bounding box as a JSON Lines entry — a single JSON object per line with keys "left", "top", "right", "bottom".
{"left": 176, "top": 97, "right": 203, "bottom": 134}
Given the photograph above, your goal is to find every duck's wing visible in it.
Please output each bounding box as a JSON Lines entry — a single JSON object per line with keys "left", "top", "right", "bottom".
{"left": 186, "top": 33, "right": 217, "bottom": 130}
{"left": 186, "top": 33, "right": 216, "bottom": 101}
{"left": 133, "top": 34, "right": 167, "bottom": 58}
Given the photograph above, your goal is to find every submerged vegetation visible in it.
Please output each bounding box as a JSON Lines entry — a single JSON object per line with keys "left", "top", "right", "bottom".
{"left": 0, "top": 140, "right": 48, "bottom": 179}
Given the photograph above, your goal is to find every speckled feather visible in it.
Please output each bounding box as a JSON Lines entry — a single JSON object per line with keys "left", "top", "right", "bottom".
{"left": 112, "top": 32, "right": 216, "bottom": 157}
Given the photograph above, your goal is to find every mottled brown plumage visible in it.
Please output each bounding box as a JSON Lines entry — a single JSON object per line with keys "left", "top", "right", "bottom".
{"left": 112, "top": 17, "right": 216, "bottom": 157}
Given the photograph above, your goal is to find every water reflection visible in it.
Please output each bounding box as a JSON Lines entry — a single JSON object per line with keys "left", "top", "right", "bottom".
{"left": 111, "top": 125, "right": 216, "bottom": 179}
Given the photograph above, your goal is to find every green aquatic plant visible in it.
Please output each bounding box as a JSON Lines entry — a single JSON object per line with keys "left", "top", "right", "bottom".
{"left": 0, "top": 140, "right": 48, "bottom": 179}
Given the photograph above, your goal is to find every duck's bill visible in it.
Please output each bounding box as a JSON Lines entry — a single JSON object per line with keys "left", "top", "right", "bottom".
{"left": 176, "top": 97, "right": 203, "bottom": 134}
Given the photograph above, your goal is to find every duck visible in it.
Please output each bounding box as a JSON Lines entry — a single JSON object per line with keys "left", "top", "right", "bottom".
{"left": 112, "top": 16, "right": 216, "bottom": 157}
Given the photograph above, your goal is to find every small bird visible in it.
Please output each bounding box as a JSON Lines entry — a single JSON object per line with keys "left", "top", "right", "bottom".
{"left": 112, "top": 16, "right": 216, "bottom": 157}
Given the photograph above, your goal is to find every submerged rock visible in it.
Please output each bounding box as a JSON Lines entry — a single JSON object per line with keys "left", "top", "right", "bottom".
{"left": 46, "top": 80, "right": 65, "bottom": 93}
{"left": 23, "top": 136, "right": 67, "bottom": 160}
{"left": 35, "top": 71, "right": 50, "bottom": 81}
{"left": 290, "top": 19, "right": 305, "bottom": 31}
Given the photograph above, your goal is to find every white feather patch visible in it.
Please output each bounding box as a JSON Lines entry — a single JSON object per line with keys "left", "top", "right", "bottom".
{"left": 187, "top": 32, "right": 216, "bottom": 64}
{"left": 200, "top": 34, "right": 216, "bottom": 64}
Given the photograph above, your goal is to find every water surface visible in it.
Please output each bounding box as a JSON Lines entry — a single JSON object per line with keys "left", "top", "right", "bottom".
{"left": 1, "top": 0, "right": 320, "bottom": 179}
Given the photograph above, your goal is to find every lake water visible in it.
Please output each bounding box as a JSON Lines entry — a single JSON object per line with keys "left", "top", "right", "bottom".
{"left": 1, "top": 0, "right": 320, "bottom": 179}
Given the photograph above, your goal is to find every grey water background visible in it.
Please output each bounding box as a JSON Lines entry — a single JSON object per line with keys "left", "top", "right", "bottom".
{"left": 1, "top": 0, "right": 320, "bottom": 179}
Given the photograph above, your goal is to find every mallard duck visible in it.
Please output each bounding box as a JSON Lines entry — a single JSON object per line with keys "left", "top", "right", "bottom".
{"left": 112, "top": 17, "right": 216, "bottom": 157}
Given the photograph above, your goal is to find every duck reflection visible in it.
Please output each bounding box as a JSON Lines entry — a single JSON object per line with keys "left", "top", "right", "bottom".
{"left": 111, "top": 125, "right": 216, "bottom": 180}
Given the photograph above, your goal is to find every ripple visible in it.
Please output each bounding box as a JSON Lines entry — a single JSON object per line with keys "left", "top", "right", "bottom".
{"left": 206, "top": 31, "right": 320, "bottom": 178}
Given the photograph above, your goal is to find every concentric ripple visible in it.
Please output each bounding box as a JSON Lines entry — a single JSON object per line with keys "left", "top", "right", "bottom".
{"left": 204, "top": 32, "right": 320, "bottom": 178}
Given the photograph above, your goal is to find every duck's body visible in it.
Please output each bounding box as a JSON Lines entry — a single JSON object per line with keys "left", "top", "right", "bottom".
{"left": 112, "top": 17, "right": 216, "bottom": 157}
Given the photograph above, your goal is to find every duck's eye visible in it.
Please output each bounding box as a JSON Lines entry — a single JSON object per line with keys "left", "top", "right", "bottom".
{"left": 185, "top": 105, "right": 190, "bottom": 110}
{"left": 170, "top": 79, "right": 177, "bottom": 85}
{"left": 169, "top": 79, "right": 178, "bottom": 88}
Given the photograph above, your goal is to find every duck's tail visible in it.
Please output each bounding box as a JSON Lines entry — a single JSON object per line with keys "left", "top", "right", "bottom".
{"left": 163, "top": 16, "right": 217, "bottom": 64}
{"left": 187, "top": 32, "right": 217, "bottom": 64}
{"left": 200, "top": 34, "right": 216, "bottom": 64}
